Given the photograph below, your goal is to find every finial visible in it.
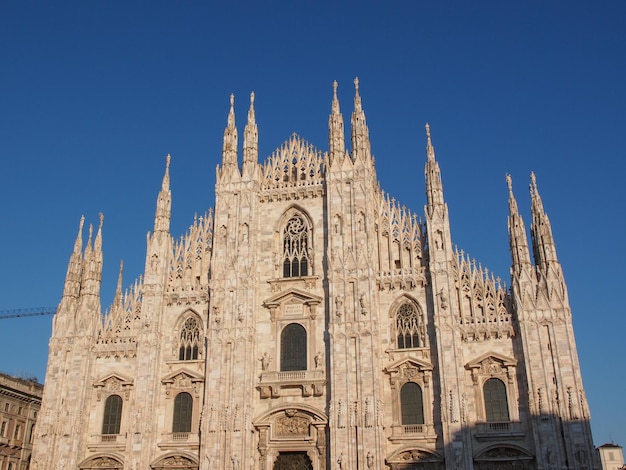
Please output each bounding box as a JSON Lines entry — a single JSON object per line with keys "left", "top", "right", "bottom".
{"left": 506, "top": 173, "right": 513, "bottom": 192}
{"left": 98, "top": 212, "right": 104, "bottom": 227}
{"left": 230, "top": 93, "right": 234, "bottom": 108}
{"left": 425, "top": 123, "right": 431, "bottom": 140}
{"left": 354, "top": 77, "right": 359, "bottom": 92}
{"left": 166, "top": 153, "right": 171, "bottom": 168}
{"left": 250, "top": 91, "right": 255, "bottom": 105}
{"left": 333, "top": 80, "right": 338, "bottom": 95}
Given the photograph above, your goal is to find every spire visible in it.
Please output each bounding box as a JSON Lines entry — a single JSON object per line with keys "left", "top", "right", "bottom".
{"left": 424, "top": 123, "right": 445, "bottom": 210}
{"left": 62, "top": 215, "right": 85, "bottom": 299}
{"left": 154, "top": 155, "right": 172, "bottom": 233}
{"left": 529, "top": 172, "right": 559, "bottom": 272}
{"left": 350, "top": 77, "right": 371, "bottom": 162}
{"left": 328, "top": 80, "right": 345, "bottom": 164}
{"left": 112, "top": 260, "right": 124, "bottom": 312}
{"left": 243, "top": 92, "right": 258, "bottom": 168}
{"left": 221, "top": 93, "right": 239, "bottom": 171}
{"left": 81, "top": 214, "right": 104, "bottom": 290}
{"left": 506, "top": 174, "right": 532, "bottom": 274}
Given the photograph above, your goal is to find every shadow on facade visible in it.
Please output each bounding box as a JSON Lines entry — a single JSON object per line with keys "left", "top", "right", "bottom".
{"left": 383, "top": 414, "right": 597, "bottom": 470}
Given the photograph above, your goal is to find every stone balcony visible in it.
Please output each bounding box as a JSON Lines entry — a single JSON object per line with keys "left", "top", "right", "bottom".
{"left": 87, "top": 433, "right": 126, "bottom": 451}
{"left": 474, "top": 421, "right": 525, "bottom": 441}
{"left": 389, "top": 423, "right": 437, "bottom": 444}
{"left": 158, "top": 432, "right": 199, "bottom": 450}
{"left": 257, "top": 370, "right": 325, "bottom": 399}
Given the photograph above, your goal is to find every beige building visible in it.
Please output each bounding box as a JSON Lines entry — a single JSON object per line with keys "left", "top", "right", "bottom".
{"left": 598, "top": 443, "right": 625, "bottom": 470}
{"left": 0, "top": 373, "right": 43, "bottom": 470}
{"left": 32, "top": 80, "right": 597, "bottom": 469}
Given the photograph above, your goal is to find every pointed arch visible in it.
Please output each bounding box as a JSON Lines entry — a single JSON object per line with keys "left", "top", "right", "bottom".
{"left": 389, "top": 295, "right": 425, "bottom": 349}
{"left": 175, "top": 310, "right": 204, "bottom": 361}
{"left": 277, "top": 206, "right": 314, "bottom": 278}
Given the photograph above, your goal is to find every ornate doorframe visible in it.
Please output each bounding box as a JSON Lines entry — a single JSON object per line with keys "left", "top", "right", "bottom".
{"left": 253, "top": 404, "right": 328, "bottom": 470}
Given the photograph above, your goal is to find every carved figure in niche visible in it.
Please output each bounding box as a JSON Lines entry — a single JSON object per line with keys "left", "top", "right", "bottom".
{"left": 314, "top": 351, "right": 323, "bottom": 369}
{"left": 359, "top": 293, "right": 368, "bottom": 316}
{"left": 204, "top": 456, "right": 211, "bottom": 470}
{"left": 231, "top": 454, "right": 239, "bottom": 470}
{"left": 337, "top": 399, "right": 345, "bottom": 428}
{"left": 220, "top": 225, "right": 227, "bottom": 240}
{"left": 357, "top": 212, "right": 364, "bottom": 232}
{"left": 334, "top": 214, "right": 342, "bottom": 235}
{"left": 337, "top": 453, "right": 343, "bottom": 469}
{"left": 151, "top": 253, "right": 158, "bottom": 272}
{"left": 438, "top": 289, "right": 448, "bottom": 310}
{"left": 366, "top": 451, "right": 374, "bottom": 468}
{"left": 435, "top": 230, "right": 443, "bottom": 250}
{"left": 259, "top": 352, "right": 271, "bottom": 371}
{"left": 212, "top": 306, "right": 221, "bottom": 324}
{"left": 335, "top": 295, "right": 344, "bottom": 317}
{"left": 240, "top": 224, "right": 248, "bottom": 244}
{"left": 237, "top": 304, "right": 244, "bottom": 322}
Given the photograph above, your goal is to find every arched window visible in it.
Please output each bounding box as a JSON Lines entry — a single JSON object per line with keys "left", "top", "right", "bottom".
{"left": 484, "top": 378, "right": 510, "bottom": 422}
{"left": 102, "top": 394, "right": 123, "bottom": 435}
{"left": 282, "top": 215, "right": 310, "bottom": 277}
{"left": 172, "top": 392, "right": 193, "bottom": 433}
{"left": 281, "top": 323, "right": 307, "bottom": 371}
{"left": 178, "top": 317, "right": 201, "bottom": 360}
{"left": 400, "top": 382, "right": 424, "bottom": 425}
{"left": 396, "top": 303, "right": 421, "bottom": 348}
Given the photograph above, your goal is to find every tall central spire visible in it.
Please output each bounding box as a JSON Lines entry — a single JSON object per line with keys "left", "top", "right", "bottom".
{"left": 529, "top": 172, "right": 559, "bottom": 273}
{"left": 243, "top": 92, "right": 258, "bottom": 170}
{"left": 154, "top": 154, "right": 171, "bottom": 234}
{"left": 221, "top": 93, "right": 239, "bottom": 173}
{"left": 328, "top": 80, "right": 345, "bottom": 164}
{"left": 425, "top": 124, "right": 445, "bottom": 211}
{"left": 506, "top": 174, "right": 531, "bottom": 274}
{"left": 351, "top": 77, "right": 371, "bottom": 162}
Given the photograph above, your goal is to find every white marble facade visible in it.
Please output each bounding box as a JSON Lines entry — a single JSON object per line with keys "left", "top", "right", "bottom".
{"left": 32, "top": 80, "right": 597, "bottom": 470}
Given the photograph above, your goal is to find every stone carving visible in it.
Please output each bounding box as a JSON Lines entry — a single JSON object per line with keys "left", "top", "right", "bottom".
{"left": 231, "top": 454, "right": 239, "bottom": 470}
{"left": 259, "top": 352, "right": 271, "bottom": 371}
{"left": 359, "top": 293, "right": 368, "bottom": 315}
{"left": 366, "top": 451, "right": 374, "bottom": 468}
{"left": 335, "top": 295, "right": 344, "bottom": 317}
{"left": 276, "top": 411, "right": 309, "bottom": 436}
{"left": 336, "top": 453, "right": 343, "bottom": 469}
{"left": 313, "top": 350, "right": 323, "bottom": 368}
{"left": 337, "top": 399, "right": 345, "bottom": 428}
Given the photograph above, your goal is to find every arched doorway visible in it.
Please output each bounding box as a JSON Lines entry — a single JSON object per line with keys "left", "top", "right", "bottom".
{"left": 273, "top": 452, "right": 313, "bottom": 470}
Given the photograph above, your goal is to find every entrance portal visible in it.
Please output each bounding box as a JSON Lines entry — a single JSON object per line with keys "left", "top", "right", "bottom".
{"left": 273, "top": 452, "right": 314, "bottom": 470}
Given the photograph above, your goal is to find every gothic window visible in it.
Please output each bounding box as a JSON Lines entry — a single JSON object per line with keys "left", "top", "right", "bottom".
{"left": 102, "top": 394, "right": 123, "bottom": 435}
{"left": 178, "top": 316, "right": 201, "bottom": 360}
{"left": 400, "top": 382, "right": 424, "bottom": 425}
{"left": 172, "top": 392, "right": 193, "bottom": 433}
{"left": 282, "top": 215, "right": 310, "bottom": 277}
{"left": 483, "top": 378, "right": 510, "bottom": 422}
{"left": 280, "top": 323, "right": 307, "bottom": 371}
{"left": 396, "top": 303, "right": 421, "bottom": 349}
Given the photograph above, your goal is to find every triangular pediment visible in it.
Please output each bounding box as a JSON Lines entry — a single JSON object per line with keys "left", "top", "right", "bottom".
{"left": 466, "top": 352, "right": 516, "bottom": 370}
{"left": 161, "top": 368, "right": 204, "bottom": 384}
{"left": 263, "top": 288, "right": 323, "bottom": 309}
{"left": 384, "top": 356, "right": 433, "bottom": 374}
{"left": 93, "top": 373, "right": 133, "bottom": 388}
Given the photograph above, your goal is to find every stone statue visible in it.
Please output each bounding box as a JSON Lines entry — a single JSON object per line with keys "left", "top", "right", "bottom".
{"left": 367, "top": 451, "right": 374, "bottom": 468}
{"left": 231, "top": 454, "right": 239, "bottom": 470}
{"left": 259, "top": 352, "right": 270, "bottom": 371}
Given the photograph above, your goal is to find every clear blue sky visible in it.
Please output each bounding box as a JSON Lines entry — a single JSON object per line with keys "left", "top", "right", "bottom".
{"left": 1, "top": 1, "right": 624, "bottom": 448}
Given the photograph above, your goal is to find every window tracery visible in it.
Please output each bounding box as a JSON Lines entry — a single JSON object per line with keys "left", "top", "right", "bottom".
{"left": 282, "top": 215, "right": 310, "bottom": 278}
{"left": 395, "top": 302, "right": 423, "bottom": 349}
{"left": 178, "top": 316, "right": 201, "bottom": 361}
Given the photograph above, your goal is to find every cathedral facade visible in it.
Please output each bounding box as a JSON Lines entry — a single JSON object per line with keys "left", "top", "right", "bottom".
{"left": 32, "top": 80, "right": 596, "bottom": 470}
